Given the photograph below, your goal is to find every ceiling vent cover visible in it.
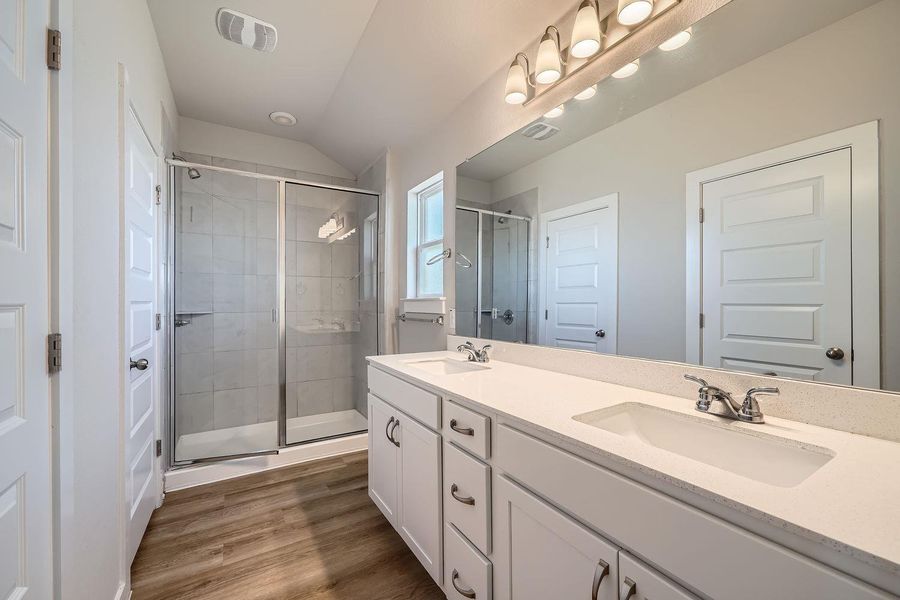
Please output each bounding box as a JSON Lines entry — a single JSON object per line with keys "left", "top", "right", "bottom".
{"left": 216, "top": 8, "right": 277, "bottom": 53}
{"left": 521, "top": 122, "right": 560, "bottom": 141}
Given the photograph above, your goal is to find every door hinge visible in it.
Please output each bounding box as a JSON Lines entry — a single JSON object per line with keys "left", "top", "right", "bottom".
{"left": 699, "top": 313, "right": 705, "bottom": 328}
{"left": 544, "top": 309, "right": 548, "bottom": 320}
{"left": 851, "top": 348, "right": 855, "bottom": 362}
{"left": 48, "top": 333, "right": 62, "bottom": 373}
{"left": 698, "top": 207, "right": 705, "bottom": 223}
{"left": 155, "top": 440, "right": 162, "bottom": 457}
{"left": 155, "top": 313, "right": 162, "bottom": 331}
{"left": 47, "top": 29, "right": 61, "bottom": 70}
{"left": 155, "top": 184, "right": 162, "bottom": 205}
{"left": 545, "top": 236, "right": 550, "bottom": 249}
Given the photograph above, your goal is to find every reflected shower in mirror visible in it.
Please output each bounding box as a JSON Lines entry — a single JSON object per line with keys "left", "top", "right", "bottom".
{"left": 455, "top": 0, "right": 899, "bottom": 392}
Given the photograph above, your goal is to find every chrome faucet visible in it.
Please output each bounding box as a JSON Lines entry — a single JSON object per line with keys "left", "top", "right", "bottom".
{"left": 457, "top": 341, "right": 492, "bottom": 363}
{"left": 683, "top": 375, "right": 779, "bottom": 424}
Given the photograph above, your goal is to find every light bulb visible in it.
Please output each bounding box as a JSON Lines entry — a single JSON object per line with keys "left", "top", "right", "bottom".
{"left": 571, "top": 0, "right": 602, "bottom": 59}
{"left": 659, "top": 28, "right": 692, "bottom": 51}
{"left": 504, "top": 59, "right": 528, "bottom": 104}
{"left": 535, "top": 28, "right": 562, "bottom": 85}
{"left": 574, "top": 85, "right": 597, "bottom": 100}
{"left": 611, "top": 59, "right": 639, "bottom": 79}
{"left": 617, "top": 0, "right": 653, "bottom": 26}
{"left": 544, "top": 105, "right": 565, "bottom": 118}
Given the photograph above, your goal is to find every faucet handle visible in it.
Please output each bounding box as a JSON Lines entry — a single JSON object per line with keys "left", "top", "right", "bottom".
{"left": 683, "top": 374, "right": 708, "bottom": 387}
{"left": 740, "top": 387, "right": 779, "bottom": 423}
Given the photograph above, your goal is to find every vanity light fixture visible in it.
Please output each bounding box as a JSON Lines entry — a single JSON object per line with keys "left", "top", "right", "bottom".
{"left": 611, "top": 59, "right": 640, "bottom": 78}
{"left": 571, "top": 0, "right": 603, "bottom": 59}
{"left": 574, "top": 84, "right": 597, "bottom": 100}
{"left": 544, "top": 105, "right": 565, "bottom": 118}
{"left": 658, "top": 27, "right": 692, "bottom": 51}
{"left": 617, "top": 0, "right": 654, "bottom": 26}
{"left": 535, "top": 26, "right": 565, "bottom": 84}
{"left": 505, "top": 52, "right": 532, "bottom": 105}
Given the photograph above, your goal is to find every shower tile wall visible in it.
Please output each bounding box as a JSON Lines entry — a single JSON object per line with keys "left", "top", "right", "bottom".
{"left": 174, "top": 152, "right": 360, "bottom": 439}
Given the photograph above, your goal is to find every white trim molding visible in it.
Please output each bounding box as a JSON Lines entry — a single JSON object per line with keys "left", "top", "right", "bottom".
{"left": 685, "top": 121, "right": 880, "bottom": 389}
{"left": 538, "top": 193, "right": 619, "bottom": 347}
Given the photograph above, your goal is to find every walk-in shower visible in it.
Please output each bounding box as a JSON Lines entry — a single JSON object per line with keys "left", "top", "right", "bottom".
{"left": 168, "top": 159, "right": 378, "bottom": 465}
{"left": 455, "top": 206, "right": 533, "bottom": 343}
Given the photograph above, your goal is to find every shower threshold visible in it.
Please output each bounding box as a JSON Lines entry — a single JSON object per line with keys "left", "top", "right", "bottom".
{"left": 175, "top": 409, "right": 368, "bottom": 463}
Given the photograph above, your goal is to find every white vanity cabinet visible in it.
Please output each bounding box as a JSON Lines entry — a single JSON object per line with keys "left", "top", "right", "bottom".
{"left": 618, "top": 553, "right": 699, "bottom": 600}
{"left": 367, "top": 391, "right": 442, "bottom": 584}
{"left": 493, "top": 474, "right": 620, "bottom": 600}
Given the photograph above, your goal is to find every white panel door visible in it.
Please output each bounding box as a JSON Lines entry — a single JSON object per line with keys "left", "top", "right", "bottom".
{"left": 124, "top": 105, "right": 159, "bottom": 564}
{"left": 493, "top": 476, "right": 619, "bottom": 600}
{"left": 545, "top": 204, "right": 617, "bottom": 352}
{"left": 397, "top": 413, "right": 442, "bottom": 584}
{"left": 367, "top": 393, "right": 398, "bottom": 525}
{"left": 0, "top": 0, "right": 52, "bottom": 597}
{"left": 701, "top": 150, "right": 852, "bottom": 384}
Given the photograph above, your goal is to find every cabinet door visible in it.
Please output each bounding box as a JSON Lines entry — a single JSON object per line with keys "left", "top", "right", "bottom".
{"left": 397, "top": 414, "right": 443, "bottom": 583}
{"left": 368, "top": 394, "right": 398, "bottom": 525}
{"left": 494, "top": 475, "right": 618, "bottom": 600}
{"left": 618, "top": 553, "right": 698, "bottom": 600}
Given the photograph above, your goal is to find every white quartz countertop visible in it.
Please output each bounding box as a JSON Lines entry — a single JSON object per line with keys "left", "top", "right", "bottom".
{"left": 368, "top": 351, "right": 900, "bottom": 577}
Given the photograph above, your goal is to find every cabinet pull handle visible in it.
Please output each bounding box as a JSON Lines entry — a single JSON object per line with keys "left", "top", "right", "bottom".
{"left": 385, "top": 416, "right": 395, "bottom": 444}
{"left": 389, "top": 420, "right": 400, "bottom": 447}
{"left": 619, "top": 576, "right": 636, "bottom": 600}
{"left": 591, "top": 559, "right": 610, "bottom": 600}
{"left": 451, "top": 569, "right": 476, "bottom": 599}
{"left": 450, "top": 419, "right": 474, "bottom": 436}
{"left": 450, "top": 483, "right": 475, "bottom": 506}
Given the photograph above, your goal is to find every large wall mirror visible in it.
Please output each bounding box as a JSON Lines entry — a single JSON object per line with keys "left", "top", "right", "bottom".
{"left": 454, "top": 0, "right": 899, "bottom": 393}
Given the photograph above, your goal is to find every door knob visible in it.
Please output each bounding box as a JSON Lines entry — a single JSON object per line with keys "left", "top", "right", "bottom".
{"left": 825, "top": 347, "right": 845, "bottom": 360}
{"left": 595, "top": 329, "right": 605, "bottom": 338}
{"left": 130, "top": 358, "right": 149, "bottom": 371}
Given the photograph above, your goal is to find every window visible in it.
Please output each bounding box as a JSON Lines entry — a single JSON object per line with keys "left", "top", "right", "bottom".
{"left": 407, "top": 174, "right": 444, "bottom": 298}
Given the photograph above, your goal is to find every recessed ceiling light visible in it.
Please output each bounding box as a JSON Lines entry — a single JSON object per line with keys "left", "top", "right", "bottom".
{"left": 659, "top": 28, "right": 692, "bottom": 51}
{"left": 611, "top": 59, "right": 640, "bottom": 79}
{"left": 269, "top": 111, "right": 297, "bottom": 126}
{"left": 574, "top": 85, "right": 597, "bottom": 100}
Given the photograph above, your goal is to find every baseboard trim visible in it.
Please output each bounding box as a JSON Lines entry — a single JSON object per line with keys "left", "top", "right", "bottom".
{"left": 163, "top": 433, "right": 367, "bottom": 492}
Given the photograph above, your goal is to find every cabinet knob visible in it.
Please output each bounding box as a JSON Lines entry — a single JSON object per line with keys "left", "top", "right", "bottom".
{"left": 825, "top": 347, "right": 845, "bottom": 360}
{"left": 595, "top": 329, "right": 606, "bottom": 338}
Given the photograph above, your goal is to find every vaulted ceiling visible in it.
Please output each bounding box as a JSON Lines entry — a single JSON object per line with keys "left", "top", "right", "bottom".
{"left": 148, "top": 0, "right": 570, "bottom": 173}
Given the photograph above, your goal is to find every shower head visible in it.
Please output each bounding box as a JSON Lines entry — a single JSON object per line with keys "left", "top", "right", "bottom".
{"left": 172, "top": 153, "right": 202, "bottom": 179}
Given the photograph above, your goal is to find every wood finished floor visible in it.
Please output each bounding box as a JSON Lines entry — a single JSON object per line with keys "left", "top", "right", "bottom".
{"left": 131, "top": 451, "right": 443, "bottom": 600}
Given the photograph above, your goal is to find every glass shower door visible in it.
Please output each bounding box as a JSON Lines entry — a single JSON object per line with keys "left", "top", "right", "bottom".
{"left": 283, "top": 182, "right": 378, "bottom": 445}
{"left": 172, "top": 164, "right": 279, "bottom": 462}
{"left": 489, "top": 215, "right": 529, "bottom": 343}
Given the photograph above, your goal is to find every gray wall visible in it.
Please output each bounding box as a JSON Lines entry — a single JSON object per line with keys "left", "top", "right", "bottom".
{"left": 489, "top": 1, "right": 900, "bottom": 389}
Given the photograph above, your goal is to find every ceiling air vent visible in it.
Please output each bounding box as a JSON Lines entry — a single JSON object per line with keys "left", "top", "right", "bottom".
{"left": 521, "top": 122, "right": 560, "bottom": 141}
{"left": 216, "top": 8, "right": 277, "bottom": 53}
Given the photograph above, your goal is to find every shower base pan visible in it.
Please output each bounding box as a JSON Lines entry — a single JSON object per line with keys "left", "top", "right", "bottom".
{"left": 175, "top": 409, "right": 368, "bottom": 462}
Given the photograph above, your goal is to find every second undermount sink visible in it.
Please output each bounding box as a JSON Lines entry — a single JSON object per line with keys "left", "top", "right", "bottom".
{"left": 404, "top": 357, "right": 490, "bottom": 376}
{"left": 573, "top": 403, "right": 834, "bottom": 487}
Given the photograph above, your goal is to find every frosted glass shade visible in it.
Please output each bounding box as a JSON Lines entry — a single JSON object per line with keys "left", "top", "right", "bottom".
{"left": 617, "top": 0, "right": 653, "bottom": 26}
{"left": 571, "top": 1, "right": 602, "bottom": 59}
{"left": 611, "top": 59, "right": 639, "bottom": 79}
{"left": 505, "top": 61, "right": 528, "bottom": 104}
{"left": 535, "top": 32, "right": 562, "bottom": 84}
{"left": 574, "top": 85, "right": 597, "bottom": 100}
{"left": 659, "top": 28, "right": 692, "bottom": 51}
{"left": 544, "top": 105, "right": 565, "bottom": 118}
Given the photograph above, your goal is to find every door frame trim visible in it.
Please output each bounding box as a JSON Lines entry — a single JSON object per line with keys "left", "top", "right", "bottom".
{"left": 538, "top": 193, "right": 619, "bottom": 348}
{"left": 685, "top": 121, "right": 880, "bottom": 388}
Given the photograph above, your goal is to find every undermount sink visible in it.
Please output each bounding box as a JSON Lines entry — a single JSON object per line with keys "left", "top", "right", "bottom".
{"left": 404, "top": 357, "right": 490, "bottom": 375}
{"left": 573, "top": 403, "right": 834, "bottom": 487}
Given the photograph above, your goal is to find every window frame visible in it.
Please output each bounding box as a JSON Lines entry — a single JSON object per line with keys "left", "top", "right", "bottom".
{"left": 407, "top": 174, "right": 445, "bottom": 298}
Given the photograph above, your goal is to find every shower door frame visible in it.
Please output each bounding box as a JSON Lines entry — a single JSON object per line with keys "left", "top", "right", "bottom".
{"left": 455, "top": 206, "right": 531, "bottom": 340}
{"left": 166, "top": 158, "right": 380, "bottom": 468}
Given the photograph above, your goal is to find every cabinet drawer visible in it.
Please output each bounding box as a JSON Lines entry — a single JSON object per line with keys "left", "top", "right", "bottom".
{"left": 368, "top": 365, "right": 440, "bottom": 429}
{"left": 444, "top": 400, "right": 490, "bottom": 459}
{"left": 445, "top": 523, "right": 492, "bottom": 600}
{"left": 619, "top": 553, "right": 698, "bottom": 600}
{"left": 495, "top": 424, "right": 890, "bottom": 600}
{"left": 444, "top": 442, "right": 491, "bottom": 555}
